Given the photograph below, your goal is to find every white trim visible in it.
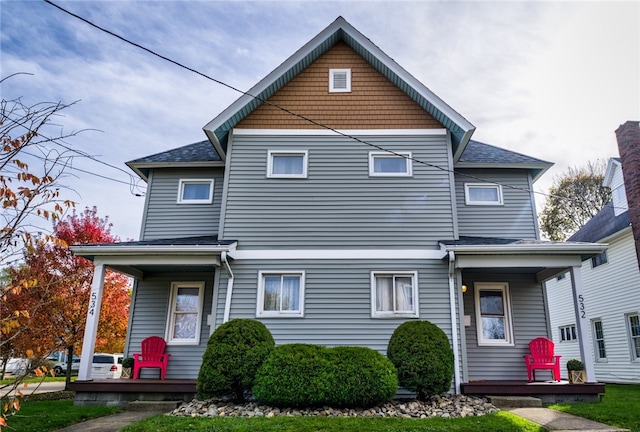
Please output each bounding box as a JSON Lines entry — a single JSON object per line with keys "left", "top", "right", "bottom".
{"left": 257, "top": 271, "right": 305, "bottom": 318}
{"left": 329, "top": 68, "right": 351, "bottom": 92}
{"left": 474, "top": 282, "right": 514, "bottom": 346}
{"left": 369, "top": 151, "right": 413, "bottom": 177}
{"left": 370, "top": 271, "right": 419, "bottom": 319}
{"left": 231, "top": 249, "right": 446, "bottom": 260}
{"left": 177, "top": 179, "right": 214, "bottom": 204}
{"left": 233, "top": 128, "right": 447, "bottom": 137}
{"left": 592, "top": 318, "right": 607, "bottom": 362}
{"left": 464, "top": 183, "right": 503, "bottom": 206}
{"left": 267, "top": 150, "right": 308, "bottom": 178}
{"left": 165, "top": 281, "right": 205, "bottom": 345}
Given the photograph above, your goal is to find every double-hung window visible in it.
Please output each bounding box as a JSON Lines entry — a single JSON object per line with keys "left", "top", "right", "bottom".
{"left": 257, "top": 271, "right": 305, "bottom": 317}
{"left": 177, "top": 179, "right": 214, "bottom": 204}
{"left": 559, "top": 324, "right": 577, "bottom": 342}
{"left": 371, "top": 272, "right": 418, "bottom": 318}
{"left": 475, "top": 282, "right": 514, "bottom": 345}
{"left": 591, "top": 251, "right": 608, "bottom": 268}
{"left": 267, "top": 151, "right": 308, "bottom": 178}
{"left": 464, "top": 183, "right": 503, "bottom": 205}
{"left": 592, "top": 319, "right": 607, "bottom": 361}
{"left": 165, "top": 282, "right": 204, "bottom": 345}
{"left": 626, "top": 313, "right": 640, "bottom": 361}
{"left": 369, "top": 152, "right": 412, "bottom": 176}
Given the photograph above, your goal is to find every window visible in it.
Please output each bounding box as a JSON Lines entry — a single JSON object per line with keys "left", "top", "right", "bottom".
{"left": 329, "top": 68, "right": 351, "bottom": 92}
{"left": 464, "top": 183, "right": 503, "bottom": 205}
{"left": 626, "top": 313, "right": 640, "bottom": 360}
{"left": 371, "top": 272, "right": 418, "bottom": 318}
{"left": 474, "top": 282, "right": 514, "bottom": 345}
{"left": 257, "top": 271, "right": 305, "bottom": 317}
{"left": 557, "top": 273, "right": 567, "bottom": 281}
{"left": 267, "top": 151, "right": 308, "bottom": 178}
{"left": 591, "top": 251, "right": 608, "bottom": 268}
{"left": 177, "top": 179, "right": 214, "bottom": 204}
{"left": 559, "top": 324, "right": 577, "bottom": 342}
{"left": 592, "top": 319, "right": 607, "bottom": 361}
{"left": 165, "top": 282, "right": 204, "bottom": 345}
{"left": 369, "top": 152, "right": 412, "bottom": 176}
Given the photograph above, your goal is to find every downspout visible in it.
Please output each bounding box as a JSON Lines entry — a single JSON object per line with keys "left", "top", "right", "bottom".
{"left": 448, "top": 251, "right": 461, "bottom": 394}
{"left": 221, "top": 251, "right": 234, "bottom": 323}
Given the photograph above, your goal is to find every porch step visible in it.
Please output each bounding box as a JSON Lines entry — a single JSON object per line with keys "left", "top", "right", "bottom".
{"left": 489, "top": 396, "right": 542, "bottom": 408}
{"left": 127, "top": 400, "right": 182, "bottom": 412}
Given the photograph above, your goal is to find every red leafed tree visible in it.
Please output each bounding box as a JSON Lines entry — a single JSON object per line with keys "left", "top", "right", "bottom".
{"left": 6, "top": 207, "right": 130, "bottom": 386}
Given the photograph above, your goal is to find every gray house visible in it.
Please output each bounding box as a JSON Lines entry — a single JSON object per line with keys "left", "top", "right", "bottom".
{"left": 70, "top": 17, "right": 606, "bottom": 403}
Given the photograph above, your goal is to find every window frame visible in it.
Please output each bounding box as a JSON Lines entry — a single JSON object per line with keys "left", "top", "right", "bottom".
{"left": 626, "top": 313, "right": 640, "bottom": 361}
{"left": 474, "top": 282, "right": 514, "bottom": 346}
{"left": 559, "top": 324, "right": 578, "bottom": 342}
{"left": 370, "top": 271, "right": 419, "bottom": 319}
{"left": 464, "top": 183, "right": 504, "bottom": 206}
{"left": 165, "top": 281, "right": 204, "bottom": 345}
{"left": 591, "top": 251, "right": 608, "bottom": 268}
{"left": 592, "top": 318, "right": 607, "bottom": 361}
{"left": 257, "top": 271, "right": 305, "bottom": 318}
{"left": 329, "top": 68, "right": 351, "bottom": 93}
{"left": 177, "top": 179, "right": 214, "bottom": 204}
{"left": 267, "top": 150, "right": 308, "bottom": 178}
{"left": 368, "top": 151, "right": 413, "bottom": 177}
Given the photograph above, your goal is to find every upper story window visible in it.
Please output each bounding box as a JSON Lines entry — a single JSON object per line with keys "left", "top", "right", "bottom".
{"left": 559, "top": 324, "right": 577, "bottom": 342}
{"left": 474, "top": 282, "right": 514, "bottom": 346}
{"left": 464, "top": 183, "right": 503, "bottom": 205}
{"left": 177, "top": 179, "right": 214, "bottom": 204}
{"left": 369, "top": 152, "right": 412, "bottom": 177}
{"left": 267, "top": 150, "right": 308, "bottom": 178}
{"left": 257, "top": 271, "right": 305, "bottom": 317}
{"left": 165, "top": 282, "right": 204, "bottom": 345}
{"left": 329, "top": 68, "right": 351, "bottom": 93}
{"left": 371, "top": 271, "right": 418, "bottom": 318}
{"left": 591, "top": 251, "right": 608, "bottom": 268}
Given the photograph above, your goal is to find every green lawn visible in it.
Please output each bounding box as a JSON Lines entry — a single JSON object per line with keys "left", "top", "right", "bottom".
{"left": 548, "top": 384, "right": 640, "bottom": 432}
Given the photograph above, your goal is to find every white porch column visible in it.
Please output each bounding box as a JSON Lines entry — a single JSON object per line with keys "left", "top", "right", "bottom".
{"left": 77, "top": 261, "right": 106, "bottom": 381}
{"left": 569, "top": 266, "right": 596, "bottom": 383}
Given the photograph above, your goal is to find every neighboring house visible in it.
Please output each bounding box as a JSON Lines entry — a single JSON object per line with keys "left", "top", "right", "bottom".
{"left": 546, "top": 122, "right": 640, "bottom": 384}
{"left": 71, "top": 17, "right": 606, "bottom": 399}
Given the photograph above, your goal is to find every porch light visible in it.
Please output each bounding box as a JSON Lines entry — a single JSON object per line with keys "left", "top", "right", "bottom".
{"left": 461, "top": 284, "right": 468, "bottom": 293}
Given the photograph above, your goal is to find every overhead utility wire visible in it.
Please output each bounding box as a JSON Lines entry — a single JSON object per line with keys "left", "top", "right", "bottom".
{"left": 45, "top": 0, "right": 614, "bottom": 208}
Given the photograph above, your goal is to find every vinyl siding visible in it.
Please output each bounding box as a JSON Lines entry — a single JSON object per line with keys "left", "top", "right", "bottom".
{"left": 222, "top": 132, "right": 454, "bottom": 248}
{"left": 463, "top": 273, "right": 549, "bottom": 381}
{"left": 126, "top": 272, "right": 214, "bottom": 379}
{"left": 455, "top": 169, "right": 538, "bottom": 239}
{"left": 546, "top": 230, "right": 640, "bottom": 383}
{"left": 141, "top": 168, "right": 223, "bottom": 240}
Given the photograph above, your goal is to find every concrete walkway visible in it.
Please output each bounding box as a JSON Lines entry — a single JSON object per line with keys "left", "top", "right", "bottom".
{"left": 55, "top": 410, "right": 165, "bottom": 432}
{"left": 509, "top": 407, "right": 629, "bottom": 431}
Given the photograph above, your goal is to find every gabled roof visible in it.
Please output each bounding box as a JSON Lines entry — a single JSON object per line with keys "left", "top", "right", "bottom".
{"left": 126, "top": 140, "right": 223, "bottom": 181}
{"left": 457, "top": 140, "right": 552, "bottom": 182}
{"left": 568, "top": 202, "right": 631, "bottom": 243}
{"left": 203, "top": 16, "right": 475, "bottom": 160}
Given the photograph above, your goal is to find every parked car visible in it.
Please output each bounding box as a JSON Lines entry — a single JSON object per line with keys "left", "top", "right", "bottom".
{"left": 51, "top": 355, "right": 81, "bottom": 376}
{"left": 4, "top": 358, "right": 30, "bottom": 375}
{"left": 91, "top": 353, "right": 123, "bottom": 379}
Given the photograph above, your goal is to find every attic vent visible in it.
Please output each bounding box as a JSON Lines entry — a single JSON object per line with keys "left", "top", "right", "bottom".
{"left": 329, "top": 68, "right": 351, "bottom": 93}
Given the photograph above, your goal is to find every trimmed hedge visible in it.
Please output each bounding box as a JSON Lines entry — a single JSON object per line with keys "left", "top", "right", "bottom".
{"left": 253, "top": 344, "right": 397, "bottom": 408}
{"left": 387, "top": 320, "right": 454, "bottom": 400}
{"left": 197, "top": 319, "right": 274, "bottom": 402}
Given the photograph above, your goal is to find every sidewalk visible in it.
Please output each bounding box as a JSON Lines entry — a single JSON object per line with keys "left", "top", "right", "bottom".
{"left": 509, "top": 407, "right": 629, "bottom": 431}
{"left": 55, "top": 410, "right": 165, "bottom": 432}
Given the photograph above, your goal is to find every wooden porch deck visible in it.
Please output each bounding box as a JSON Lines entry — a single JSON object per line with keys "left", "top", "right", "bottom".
{"left": 462, "top": 380, "right": 605, "bottom": 403}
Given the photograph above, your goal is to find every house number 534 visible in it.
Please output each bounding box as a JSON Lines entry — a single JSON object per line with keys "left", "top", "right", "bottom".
{"left": 578, "top": 294, "right": 586, "bottom": 319}
{"left": 88, "top": 292, "right": 98, "bottom": 316}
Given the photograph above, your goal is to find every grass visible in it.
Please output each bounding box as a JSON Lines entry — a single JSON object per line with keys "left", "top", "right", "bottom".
{"left": 121, "top": 411, "right": 544, "bottom": 432}
{"left": 548, "top": 383, "right": 640, "bottom": 432}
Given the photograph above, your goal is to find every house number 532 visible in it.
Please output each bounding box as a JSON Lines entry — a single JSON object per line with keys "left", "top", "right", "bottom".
{"left": 88, "top": 292, "right": 98, "bottom": 316}
{"left": 578, "top": 294, "right": 586, "bottom": 319}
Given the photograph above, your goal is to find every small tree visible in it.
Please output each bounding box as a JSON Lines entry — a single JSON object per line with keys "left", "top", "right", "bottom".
{"left": 197, "top": 319, "right": 274, "bottom": 402}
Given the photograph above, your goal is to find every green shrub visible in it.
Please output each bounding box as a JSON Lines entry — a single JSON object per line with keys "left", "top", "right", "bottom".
{"left": 387, "top": 320, "right": 454, "bottom": 400}
{"left": 197, "top": 319, "right": 274, "bottom": 402}
{"left": 566, "top": 359, "right": 584, "bottom": 371}
{"left": 253, "top": 344, "right": 397, "bottom": 408}
{"left": 121, "top": 357, "right": 134, "bottom": 369}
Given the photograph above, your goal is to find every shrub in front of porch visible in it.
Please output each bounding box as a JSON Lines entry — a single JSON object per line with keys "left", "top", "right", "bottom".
{"left": 387, "top": 320, "right": 454, "bottom": 400}
{"left": 253, "top": 344, "right": 398, "bottom": 408}
{"left": 197, "top": 318, "right": 274, "bottom": 402}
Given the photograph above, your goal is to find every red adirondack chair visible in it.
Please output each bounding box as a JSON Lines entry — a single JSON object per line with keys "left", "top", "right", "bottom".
{"left": 133, "top": 336, "right": 171, "bottom": 380}
{"left": 523, "top": 337, "right": 561, "bottom": 382}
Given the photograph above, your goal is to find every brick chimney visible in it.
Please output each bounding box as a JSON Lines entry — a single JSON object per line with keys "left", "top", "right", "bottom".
{"left": 615, "top": 121, "right": 640, "bottom": 266}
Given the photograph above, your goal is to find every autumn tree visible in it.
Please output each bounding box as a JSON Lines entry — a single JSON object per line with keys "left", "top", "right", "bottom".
{"left": 5, "top": 207, "right": 131, "bottom": 388}
{"left": 539, "top": 160, "right": 611, "bottom": 241}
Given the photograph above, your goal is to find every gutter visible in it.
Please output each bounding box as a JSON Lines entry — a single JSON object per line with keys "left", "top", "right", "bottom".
{"left": 448, "top": 251, "right": 462, "bottom": 394}
{"left": 221, "top": 251, "right": 234, "bottom": 323}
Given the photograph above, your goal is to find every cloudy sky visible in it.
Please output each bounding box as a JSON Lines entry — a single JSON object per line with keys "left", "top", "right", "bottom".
{"left": 2, "top": 0, "right": 638, "bottom": 241}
